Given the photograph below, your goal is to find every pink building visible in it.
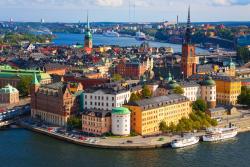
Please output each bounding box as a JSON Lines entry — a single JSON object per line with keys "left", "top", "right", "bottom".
{"left": 82, "top": 110, "right": 111, "bottom": 135}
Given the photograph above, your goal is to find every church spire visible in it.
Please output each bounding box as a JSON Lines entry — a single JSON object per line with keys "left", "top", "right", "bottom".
{"left": 86, "top": 10, "right": 90, "bottom": 30}
{"left": 184, "top": 6, "right": 192, "bottom": 44}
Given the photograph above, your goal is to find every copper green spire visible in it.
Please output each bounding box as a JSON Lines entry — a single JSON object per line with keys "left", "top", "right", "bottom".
{"left": 32, "top": 72, "right": 39, "bottom": 85}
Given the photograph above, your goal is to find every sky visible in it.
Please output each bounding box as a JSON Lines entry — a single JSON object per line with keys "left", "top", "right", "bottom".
{"left": 0, "top": 0, "right": 250, "bottom": 23}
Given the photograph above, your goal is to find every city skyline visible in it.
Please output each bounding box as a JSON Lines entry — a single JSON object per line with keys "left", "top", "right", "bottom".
{"left": 0, "top": 0, "right": 250, "bottom": 23}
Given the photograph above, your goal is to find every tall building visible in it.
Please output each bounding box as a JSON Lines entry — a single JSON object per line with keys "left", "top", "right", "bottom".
{"left": 0, "top": 84, "right": 19, "bottom": 104}
{"left": 201, "top": 76, "right": 217, "bottom": 108}
{"left": 31, "top": 73, "right": 83, "bottom": 126}
{"left": 125, "top": 94, "right": 191, "bottom": 136}
{"left": 181, "top": 6, "right": 199, "bottom": 78}
{"left": 84, "top": 12, "right": 93, "bottom": 50}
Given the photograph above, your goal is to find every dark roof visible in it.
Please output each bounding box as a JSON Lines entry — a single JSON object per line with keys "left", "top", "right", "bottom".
{"left": 82, "top": 109, "right": 111, "bottom": 118}
{"left": 129, "top": 94, "right": 189, "bottom": 111}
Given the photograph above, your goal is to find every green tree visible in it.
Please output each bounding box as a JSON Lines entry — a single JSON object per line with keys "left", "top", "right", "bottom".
{"left": 129, "top": 92, "right": 141, "bottom": 102}
{"left": 159, "top": 121, "right": 168, "bottom": 132}
{"left": 112, "top": 74, "right": 123, "bottom": 82}
{"left": 237, "top": 86, "right": 250, "bottom": 107}
{"left": 237, "top": 47, "right": 250, "bottom": 63}
{"left": 192, "top": 99, "right": 207, "bottom": 112}
{"left": 17, "top": 76, "right": 32, "bottom": 96}
{"left": 173, "top": 86, "right": 184, "bottom": 94}
{"left": 141, "top": 85, "right": 152, "bottom": 98}
{"left": 67, "top": 116, "right": 82, "bottom": 130}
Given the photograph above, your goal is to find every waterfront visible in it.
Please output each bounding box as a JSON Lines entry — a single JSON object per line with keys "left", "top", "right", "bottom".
{"left": 52, "top": 33, "right": 207, "bottom": 54}
{"left": 1, "top": 128, "right": 250, "bottom": 167}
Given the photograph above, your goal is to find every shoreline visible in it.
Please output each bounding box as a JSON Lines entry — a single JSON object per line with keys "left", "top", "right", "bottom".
{"left": 18, "top": 120, "right": 250, "bottom": 150}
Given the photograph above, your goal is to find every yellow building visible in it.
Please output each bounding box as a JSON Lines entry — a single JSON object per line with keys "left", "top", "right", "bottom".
{"left": 213, "top": 75, "right": 241, "bottom": 105}
{"left": 125, "top": 94, "right": 191, "bottom": 136}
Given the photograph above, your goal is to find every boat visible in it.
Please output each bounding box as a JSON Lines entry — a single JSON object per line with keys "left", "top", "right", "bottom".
{"left": 135, "top": 31, "right": 147, "bottom": 41}
{"left": 171, "top": 135, "right": 200, "bottom": 148}
{"left": 103, "top": 31, "right": 120, "bottom": 37}
{"left": 202, "top": 125, "right": 237, "bottom": 142}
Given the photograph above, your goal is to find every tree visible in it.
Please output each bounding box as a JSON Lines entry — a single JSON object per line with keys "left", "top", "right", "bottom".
{"left": 112, "top": 74, "right": 123, "bottom": 82}
{"left": 237, "top": 86, "right": 250, "bottom": 107}
{"left": 173, "top": 86, "right": 184, "bottom": 94}
{"left": 192, "top": 99, "right": 207, "bottom": 112}
{"left": 17, "top": 76, "right": 32, "bottom": 96}
{"left": 141, "top": 85, "right": 152, "bottom": 98}
{"left": 237, "top": 47, "right": 250, "bottom": 63}
{"left": 67, "top": 116, "right": 82, "bottom": 130}
{"left": 159, "top": 121, "right": 168, "bottom": 132}
{"left": 129, "top": 92, "right": 141, "bottom": 102}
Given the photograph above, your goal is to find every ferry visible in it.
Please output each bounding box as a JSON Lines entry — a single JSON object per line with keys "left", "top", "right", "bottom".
{"left": 171, "top": 135, "right": 200, "bottom": 148}
{"left": 103, "top": 31, "right": 120, "bottom": 37}
{"left": 202, "top": 125, "right": 238, "bottom": 142}
{"left": 135, "top": 31, "right": 147, "bottom": 41}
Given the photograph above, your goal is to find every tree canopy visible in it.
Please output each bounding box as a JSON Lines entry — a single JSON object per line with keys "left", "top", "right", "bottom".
{"left": 192, "top": 98, "right": 207, "bottom": 112}
{"left": 141, "top": 85, "right": 152, "bottom": 98}
{"left": 17, "top": 76, "right": 32, "bottom": 96}
{"left": 112, "top": 74, "right": 123, "bottom": 82}
{"left": 159, "top": 110, "right": 217, "bottom": 133}
{"left": 173, "top": 86, "right": 184, "bottom": 94}
{"left": 67, "top": 116, "right": 82, "bottom": 130}
{"left": 237, "top": 86, "right": 250, "bottom": 107}
{"left": 129, "top": 92, "right": 141, "bottom": 102}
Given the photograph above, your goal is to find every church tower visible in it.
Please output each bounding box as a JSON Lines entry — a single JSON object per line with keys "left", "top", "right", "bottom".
{"left": 84, "top": 12, "right": 93, "bottom": 50}
{"left": 181, "top": 6, "right": 198, "bottom": 78}
{"left": 30, "top": 73, "right": 40, "bottom": 118}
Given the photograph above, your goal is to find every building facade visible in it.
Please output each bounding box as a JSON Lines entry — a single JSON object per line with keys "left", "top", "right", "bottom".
{"left": 0, "top": 65, "right": 52, "bottom": 88}
{"left": 181, "top": 7, "right": 199, "bottom": 78}
{"left": 82, "top": 110, "right": 111, "bottom": 135}
{"left": 31, "top": 74, "right": 83, "bottom": 126}
{"left": 213, "top": 75, "right": 241, "bottom": 105}
{"left": 84, "top": 14, "right": 93, "bottom": 50}
{"left": 125, "top": 94, "right": 191, "bottom": 136}
{"left": 83, "top": 86, "right": 131, "bottom": 111}
{"left": 201, "top": 77, "right": 217, "bottom": 108}
{"left": 111, "top": 107, "right": 131, "bottom": 136}
{"left": 0, "top": 84, "right": 19, "bottom": 104}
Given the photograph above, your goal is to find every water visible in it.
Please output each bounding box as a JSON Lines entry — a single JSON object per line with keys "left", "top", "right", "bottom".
{"left": 52, "top": 33, "right": 207, "bottom": 54}
{"left": 1, "top": 129, "right": 250, "bottom": 167}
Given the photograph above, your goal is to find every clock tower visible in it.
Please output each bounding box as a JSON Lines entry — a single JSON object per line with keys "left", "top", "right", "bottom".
{"left": 181, "top": 6, "right": 198, "bottom": 78}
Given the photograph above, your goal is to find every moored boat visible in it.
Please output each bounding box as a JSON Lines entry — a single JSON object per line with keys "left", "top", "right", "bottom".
{"left": 171, "top": 135, "right": 199, "bottom": 148}
{"left": 202, "top": 125, "right": 237, "bottom": 142}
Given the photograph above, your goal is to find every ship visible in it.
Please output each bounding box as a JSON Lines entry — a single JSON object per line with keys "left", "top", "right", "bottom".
{"left": 135, "top": 31, "right": 147, "bottom": 41}
{"left": 202, "top": 125, "right": 238, "bottom": 142}
{"left": 171, "top": 135, "right": 199, "bottom": 148}
{"left": 103, "top": 31, "right": 120, "bottom": 37}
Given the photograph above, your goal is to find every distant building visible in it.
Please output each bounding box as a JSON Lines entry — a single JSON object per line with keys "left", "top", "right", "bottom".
{"left": 83, "top": 84, "right": 131, "bottom": 111}
{"left": 181, "top": 7, "right": 199, "bottom": 78}
{"left": 84, "top": 13, "right": 93, "bottom": 51}
{"left": 125, "top": 94, "right": 191, "bottom": 136}
{"left": 113, "top": 59, "right": 149, "bottom": 80}
{"left": 201, "top": 77, "right": 217, "bottom": 108}
{"left": 213, "top": 75, "right": 241, "bottom": 105}
{"left": 0, "top": 65, "right": 52, "bottom": 88}
{"left": 0, "top": 84, "right": 19, "bottom": 104}
{"left": 111, "top": 107, "right": 131, "bottom": 136}
{"left": 31, "top": 73, "right": 83, "bottom": 126}
{"left": 44, "top": 63, "right": 67, "bottom": 76}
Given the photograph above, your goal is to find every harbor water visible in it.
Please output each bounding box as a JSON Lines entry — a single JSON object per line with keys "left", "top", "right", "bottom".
{"left": 0, "top": 128, "right": 250, "bottom": 167}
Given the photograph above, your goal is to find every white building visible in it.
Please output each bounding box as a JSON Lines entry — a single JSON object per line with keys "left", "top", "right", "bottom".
{"left": 83, "top": 87, "right": 131, "bottom": 111}
{"left": 180, "top": 82, "right": 201, "bottom": 102}
{"left": 201, "top": 77, "right": 217, "bottom": 108}
{"left": 111, "top": 107, "right": 131, "bottom": 136}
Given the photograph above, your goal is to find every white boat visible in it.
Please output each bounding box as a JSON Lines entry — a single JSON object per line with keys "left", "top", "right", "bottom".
{"left": 202, "top": 126, "right": 237, "bottom": 142}
{"left": 135, "top": 31, "right": 147, "bottom": 41}
{"left": 171, "top": 135, "right": 199, "bottom": 148}
{"left": 103, "top": 31, "right": 120, "bottom": 37}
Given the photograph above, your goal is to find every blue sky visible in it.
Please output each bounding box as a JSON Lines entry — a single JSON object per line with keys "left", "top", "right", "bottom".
{"left": 0, "top": 0, "right": 249, "bottom": 22}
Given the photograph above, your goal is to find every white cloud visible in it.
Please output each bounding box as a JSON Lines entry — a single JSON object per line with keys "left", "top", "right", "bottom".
{"left": 95, "top": 0, "right": 123, "bottom": 7}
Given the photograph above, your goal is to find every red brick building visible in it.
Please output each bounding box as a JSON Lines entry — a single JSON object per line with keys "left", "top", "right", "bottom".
{"left": 31, "top": 74, "right": 83, "bottom": 126}
{"left": 181, "top": 7, "right": 198, "bottom": 78}
{"left": 114, "top": 60, "right": 147, "bottom": 79}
